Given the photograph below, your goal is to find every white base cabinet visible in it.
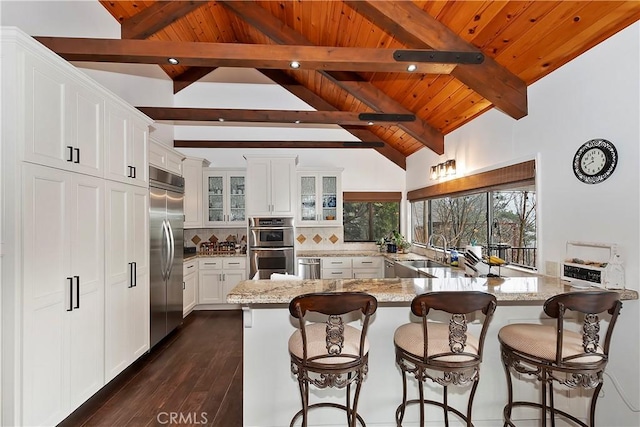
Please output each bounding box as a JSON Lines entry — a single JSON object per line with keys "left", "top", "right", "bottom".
{"left": 104, "top": 181, "right": 150, "bottom": 383}
{"left": 321, "top": 257, "right": 384, "bottom": 279}
{"left": 198, "top": 258, "right": 247, "bottom": 304}
{"left": 21, "top": 164, "right": 105, "bottom": 426}
{"left": 183, "top": 259, "right": 198, "bottom": 316}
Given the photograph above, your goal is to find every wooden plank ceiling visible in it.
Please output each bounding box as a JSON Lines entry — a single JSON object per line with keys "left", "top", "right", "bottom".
{"left": 77, "top": 1, "right": 639, "bottom": 167}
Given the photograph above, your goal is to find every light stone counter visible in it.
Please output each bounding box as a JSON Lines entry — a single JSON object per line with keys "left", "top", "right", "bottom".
{"left": 227, "top": 276, "right": 638, "bottom": 305}
{"left": 295, "top": 250, "right": 429, "bottom": 262}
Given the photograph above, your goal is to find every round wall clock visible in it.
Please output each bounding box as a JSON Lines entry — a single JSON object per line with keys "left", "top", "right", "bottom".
{"left": 572, "top": 138, "right": 618, "bottom": 184}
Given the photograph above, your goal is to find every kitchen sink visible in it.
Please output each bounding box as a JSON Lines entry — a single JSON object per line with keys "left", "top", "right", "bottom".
{"left": 399, "top": 259, "right": 449, "bottom": 269}
{"left": 394, "top": 259, "right": 450, "bottom": 278}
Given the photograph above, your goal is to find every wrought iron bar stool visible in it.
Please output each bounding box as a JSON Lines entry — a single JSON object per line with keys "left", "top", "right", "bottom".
{"left": 394, "top": 291, "right": 497, "bottom": 426}
{"left": 498, "top": 291, "right": 622, "bottom": 427}
{"left": 288, "top": 292, "right": 378, "bottom": 427}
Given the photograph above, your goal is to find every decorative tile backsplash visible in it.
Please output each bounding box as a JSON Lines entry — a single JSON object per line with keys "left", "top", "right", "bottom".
{"left": 184, "top": 228, "right": 246, "bottom": 249}
{"left": 185, "top": 226, "right": 377, "bottom": 252}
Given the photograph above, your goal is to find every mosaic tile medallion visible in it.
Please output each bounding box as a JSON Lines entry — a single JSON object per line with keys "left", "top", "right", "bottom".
{"left": 191, "top": 235, "right": 202, "bottom": 245}
{"left": 313, "top": 234, "right": 323, "bottom": 244}
{"left": 297, "top": 234, "right": 307, "bottom": 244}
{"left": 329, "top": 234, "right": 339, "bottom": 244}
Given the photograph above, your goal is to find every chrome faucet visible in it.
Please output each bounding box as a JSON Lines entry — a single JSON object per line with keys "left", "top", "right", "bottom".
{"left": 427, "top": 234, "right": 448, "bottom": 264}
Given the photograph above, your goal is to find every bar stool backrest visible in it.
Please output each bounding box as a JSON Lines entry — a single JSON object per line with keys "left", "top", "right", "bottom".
{"left": 410, "top": 291, "right": 497, "bottom": 365}
{"left": 289, "top": 292, "right": 378, "bottom": 364}
{"left": 542, "top": 291, "right": 622, "bottom": 365}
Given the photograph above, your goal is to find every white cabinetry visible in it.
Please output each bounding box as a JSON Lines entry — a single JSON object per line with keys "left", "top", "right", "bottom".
{"left": 352, "top": 257, "right": 384, "bottom": 278}
{"left": 321, "top": 257, "right": 383, "bottom": 279}
{"left": 198, "top": 258, "right": 247, "bottom": 304}
{"left": 321, "top": 257, "right": 353, "bottom": 279}
{"left": 149, "top": 138, "right": 184, "bottom": 176}
{"left": 22, "top": 50, "right": 104, "bottom": 178}
{"left": 2, "top": 28, "right": 152, "bottom": 427}
{"left": 105, "top": 101, "right": 149, "bottom": 187}
{"left": 183, "top": 157, "right": 210, "bottom": 228}
{"left": 203, "top": 168, "right": 246, "bottom": 227}
{"left": 21, "top": 164, "right": 105, "bottom": 426}
{"left": 183, "top": 259, "right": 198, "bottom": 316}
{"left": 297, "top": 170, "right": 342, "bottom": 226}
{"left": 104, "top": 181, "right": 150, "bottom": 382}
{"left": 246, "top": 156, "right": 297, "bottom": 217}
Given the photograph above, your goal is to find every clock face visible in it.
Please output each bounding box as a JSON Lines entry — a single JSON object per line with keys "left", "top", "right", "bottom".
{"left": 573, "top": 139, "right": 617, "bottom": 184}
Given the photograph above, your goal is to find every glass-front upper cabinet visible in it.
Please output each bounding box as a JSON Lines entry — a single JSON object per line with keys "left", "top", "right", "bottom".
{"left": 297, "top": 170, "right": 342, "bottom": 226}
{"left": 203, "top": 169, "right": 246, "bottom": 227}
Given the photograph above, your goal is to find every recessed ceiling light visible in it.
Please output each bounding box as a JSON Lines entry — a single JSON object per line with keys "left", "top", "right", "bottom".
{"left": 294, "top": 120, "right": 301, "bottom": 124}
{"left": 168, "top": 57, "right": 179, "bottom": 65}
{"left": 290, "top": 61, "right": 301, "bottom": 69}
{"left": 218, "top": 118, "right": 225, "bottom": 122}
{"left": 406, "top": 64, "right": 417, "bottom": 72}
{"left": 367, "top": 121, "right": 374, "bottom": 126}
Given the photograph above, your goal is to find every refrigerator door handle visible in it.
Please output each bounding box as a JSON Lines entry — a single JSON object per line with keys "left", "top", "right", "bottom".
{"left": 160, "top": 219, "right": 170, "bottom": 280}
{"left": 166, "top": 220, "right": 175, "bottom": 279}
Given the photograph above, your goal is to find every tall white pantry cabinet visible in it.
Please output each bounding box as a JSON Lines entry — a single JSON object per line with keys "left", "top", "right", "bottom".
{"left": 0, "top": 27, "right": 153, "bottom": 426}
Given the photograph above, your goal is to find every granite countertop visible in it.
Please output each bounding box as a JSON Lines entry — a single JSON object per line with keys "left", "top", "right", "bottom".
{"left": 227, "top": 276, "right": 638, "bottom": 305}
{"left": 295, "top": 250, "right": 428, "bottom": 262}
{"left": 184, "top": 252, "right": 247, "bottom": 261}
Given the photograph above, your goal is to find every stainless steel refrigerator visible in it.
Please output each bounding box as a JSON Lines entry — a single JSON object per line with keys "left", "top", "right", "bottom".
{"left": 149, "top": 166, "right": 184, "bottom": 348}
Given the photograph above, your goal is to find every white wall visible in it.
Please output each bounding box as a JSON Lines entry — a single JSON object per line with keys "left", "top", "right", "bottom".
{"left": 408, "top": 22, "right": 640, "bottom": 426}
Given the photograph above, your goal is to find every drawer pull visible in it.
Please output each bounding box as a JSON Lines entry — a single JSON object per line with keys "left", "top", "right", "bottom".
{"left": 187, "top": 265, "right": 194, "bottom": 269}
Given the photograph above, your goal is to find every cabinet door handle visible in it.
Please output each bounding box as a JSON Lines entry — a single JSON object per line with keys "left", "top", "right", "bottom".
{"left": 132, "top": 167, "right": 136, "bottom": 178}
{"left": 67, "top": 277, "right": 73, "bottom": 311}
{"left": 73, "top": 148, "right": 80, "bottom": 164}
{"left": 128, "top": 262, "right": 134, "bottom": 288}
{"left": 74, "top": 276, "right": 80, "bottom": 309}
{"left": 183, "top": 281, "right": 186, "bottom": 290}
{"left": 133, "top": 262, "right": 137, "bottom": 287}
{"left": 127, "top": 166, "right": 132, "bottom": 178}
{"left": 67, "top": 146, "right": 74, "bottom": 162}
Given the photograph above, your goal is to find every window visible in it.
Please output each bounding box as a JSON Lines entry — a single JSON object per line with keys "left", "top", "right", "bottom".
{"left": 408, "top": 160, "right": 537, "bottom": 269}
{"left": 410, "top": 188, "right": 536, "bottom": 268}
{"left": 343, "top": 192, "right": 401, "bottom": 242}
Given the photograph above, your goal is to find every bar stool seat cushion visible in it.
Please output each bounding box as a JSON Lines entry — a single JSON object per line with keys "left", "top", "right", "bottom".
{"left": 499, "top": 324, "right": 604, "bottom": 363}
{"left": 289, "top": 323, "right": 369, "bottom": 365}
{"left": 394, "top": 322, "right": 479, "bottom": 362}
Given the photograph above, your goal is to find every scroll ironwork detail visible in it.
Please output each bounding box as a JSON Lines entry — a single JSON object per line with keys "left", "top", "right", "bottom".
{"left": 326, "top": 315, "right": 344, "bottom": 355}
{"left": 583, "top": 313, "right": 600, "bottom": 353}
{"left": 449, "top": 314, "right": 467, "bottom": 353}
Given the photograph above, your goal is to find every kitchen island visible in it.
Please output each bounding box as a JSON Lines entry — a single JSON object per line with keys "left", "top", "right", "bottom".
{"left": 228, "top": 277, "right": 637, "bottom": 427}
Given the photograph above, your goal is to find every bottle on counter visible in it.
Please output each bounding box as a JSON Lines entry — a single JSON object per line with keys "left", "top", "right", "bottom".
{"left": 450, "top": 249, "right": 459, "bottom": 267}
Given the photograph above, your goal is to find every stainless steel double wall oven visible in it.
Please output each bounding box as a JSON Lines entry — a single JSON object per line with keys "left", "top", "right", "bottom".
{"left": 249, "top": 217, "right": 295, "bottom": 279}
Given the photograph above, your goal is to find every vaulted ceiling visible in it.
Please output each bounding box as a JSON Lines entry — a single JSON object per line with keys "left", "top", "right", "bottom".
{"left": 37, "top": 1, "right": 640, "bottom": 169}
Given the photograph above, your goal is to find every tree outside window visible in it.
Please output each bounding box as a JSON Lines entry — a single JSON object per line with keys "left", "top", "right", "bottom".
{"left": 344, "top": 201, "right": 400, "bottom": 242}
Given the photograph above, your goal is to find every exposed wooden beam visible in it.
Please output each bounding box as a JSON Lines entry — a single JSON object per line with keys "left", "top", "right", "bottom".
{"left": 121, "top": 1, "right": 209, "bottom": 40}
{"left": 32, "top": 36, "right": 457, "bottom": 74}
{"left": 174, "top": 140, "right": 385, "bottom": 149}
{"left": 173, "top": 67, "right": 217, "bottom": 94}
{"left": 136, "top": 107, "right": 414, "bottom": 125}
{"left": 259, "top": 69, "right": 406, "bottom": 169}
{"left": 343, "top": 0, "right": 527, "bottom": 120}
{"left": 219, "top": 0, "right": 444, "bottom": 155}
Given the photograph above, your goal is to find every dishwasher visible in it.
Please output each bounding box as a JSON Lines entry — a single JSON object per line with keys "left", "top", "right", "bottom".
{"left": 298, "top": 258, "right": 321, "bottom": 279}
{"left": 384, "top": 259, "right": 396, "bottom": 278}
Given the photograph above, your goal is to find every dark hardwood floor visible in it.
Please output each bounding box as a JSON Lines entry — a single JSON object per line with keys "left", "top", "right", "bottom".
{"left": 62, "top": 310, "right": 243, "bottom": 427}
